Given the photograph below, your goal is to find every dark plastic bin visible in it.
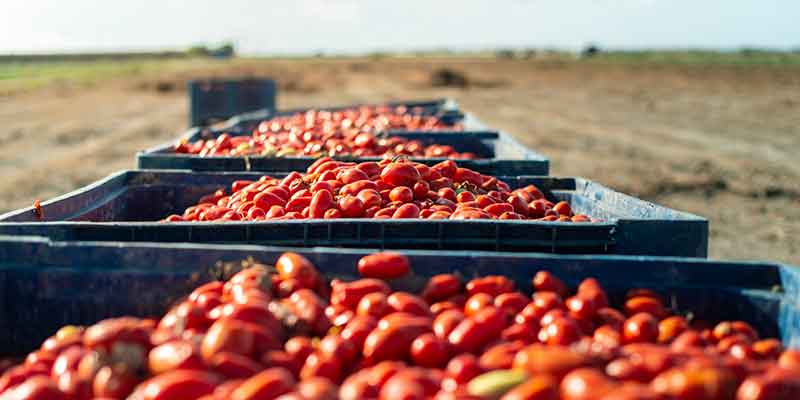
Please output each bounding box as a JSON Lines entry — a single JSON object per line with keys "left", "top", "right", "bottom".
{"left": 137, "top": 130, "right": 549, "bottom": 176}
{"left": 0, "top": 236, "right": 795, "bottom": 354}
{"left": 189, "top": 79, "right": 277, "bottom": 126}
{"left": 0, "top": 170, "right": 708, "bottom": 257}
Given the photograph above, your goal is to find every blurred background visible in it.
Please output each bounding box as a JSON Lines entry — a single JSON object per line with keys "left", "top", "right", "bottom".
{"left": 0, "top": 1, "right": 798, "bottom": 262}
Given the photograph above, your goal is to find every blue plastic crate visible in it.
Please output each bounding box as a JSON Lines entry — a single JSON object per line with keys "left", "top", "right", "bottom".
{"left": 0, "top": 170, "right": 707, "bottom": 257}
{"left": 0, "top": 236, "right": 795, "bottom": 354}
{"left": 189, "top": 79, "right": 277, "bottom": 126}
{"left": 137, "top": 130, "right": 549, "bottom": 176}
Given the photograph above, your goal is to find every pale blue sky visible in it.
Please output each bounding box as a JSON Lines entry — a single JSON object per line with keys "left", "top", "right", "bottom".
{"left": 1, "top": 1, "right": 797, "bottom": 54}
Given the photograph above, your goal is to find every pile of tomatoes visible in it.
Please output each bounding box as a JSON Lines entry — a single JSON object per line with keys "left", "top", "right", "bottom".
{"left": 1, "top": 251, "right": 798, "bottom": 399}
{"left": 174, "top": 105, "right": 465, "bottom": 158}
{"left": 163, "top": 159, "right": 591, "bottom": 223}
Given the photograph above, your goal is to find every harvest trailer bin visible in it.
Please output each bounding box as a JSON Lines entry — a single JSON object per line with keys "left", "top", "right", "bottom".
{"left": 223, "top": 97, "right": 466, "bottom": 132}
{"left": 189, "top": 78, "right": 277, "bottom": 126}
{"left": 0, "top": 236, "right": 793, "bottom": 354}
{"left": 0, "top": 170, "right": 707, "bottom": 257}
{"left": 138, "top": 130, "right": 549, "bottom": 176}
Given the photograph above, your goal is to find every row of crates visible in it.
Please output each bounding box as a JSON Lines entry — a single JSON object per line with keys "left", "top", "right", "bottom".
{"left": 0, "top": 78, "right": 794, "bottom": 358}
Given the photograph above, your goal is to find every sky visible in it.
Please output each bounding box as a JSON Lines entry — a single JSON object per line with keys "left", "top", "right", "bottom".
{"left": 1, "top": 0, "right": 797, "bottom": 55}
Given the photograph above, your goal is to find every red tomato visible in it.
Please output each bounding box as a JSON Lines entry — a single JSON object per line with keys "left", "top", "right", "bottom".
{"left": 276, "top": 252, "right": 320, "bottom": 289}
{"left": 380, "top": 162, "right": 421, "bottom": 187}
{"left": 448, "top": 306, "right": 507, "bottom": 353}
{"left": 422, "top": 274, "right": 462, "bottom": 304}
{"left": 410, "top": 333, "right": 450, "bottom": 368}
{"left": 201, "top": 319, "right": 255, "bottom": 361}
{"left": 309, "top": 189, "right": 335, "bottom": 218}
{"left": 357, "top": 252, "right": 411, "bottom": 279}
{"left": 231, "top": 368, "right": 296, "bottom": 400}
{"left": 5, "top": 375, "right": 68, "bottom": 400}
{"left": 148, "top": 340, "right": 204, "bottom": 374}
{"left": 338, "top": 196, "right": 364, "bottom": 218}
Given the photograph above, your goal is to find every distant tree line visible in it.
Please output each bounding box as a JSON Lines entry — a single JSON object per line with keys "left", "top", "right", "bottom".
{"left": 0, "top": 42, "right": 236, "bottom": 63}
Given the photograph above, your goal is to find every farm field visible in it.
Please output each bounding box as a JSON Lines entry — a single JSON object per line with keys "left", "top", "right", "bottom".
{"left": 0, "top": 53, "right": 798, "bottom": 263}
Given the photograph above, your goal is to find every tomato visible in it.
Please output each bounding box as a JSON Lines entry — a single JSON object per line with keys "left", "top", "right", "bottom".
{"left": 392, "top": 203, "right": 421, "bottom": 219}
{"left": 339, "top": 370, "right": 378, "bottom": 400}
{"left": 381, "top": 162, "right": 421, "bottom": 187}
{"left": 318, "top": 335, "right": 357, "bottom": 366}
{"left": 341, "top": 316, "right": 378, "bottom": 351}
{"left": 286, "top": 289, "right": 331, "bottom": 336}
{"left": 386, "top": 292, "right": 430, "bottom": 316}
{"left": 501, "top": 323, "right": 539, "bottom": 344}
{"left": 331, "top": 278, "right": 391, "bottom": 309}
{"left": 466, "top": 276, "right": 514, "bottom": 297}
{"left": 524, "top": 291, "right": 565, "bottom": 320}
{"left": 538, "top": 317, "right": 583, "bottom": 346}
{"left": 430, "top": 307, "right": 464, "bottom": 337}
{"left": 357, "top": 292, "right": 393, "bottom": 318}
{"left": 651, "top": 366, "right": 737, "bottom": 400}
{"left": 210, "top": 303, "right": 281, "bottom": 335}
{"left": 413, "top": 181, "right": 430, "bottom": 201}
{"left": 670, "top": 330, "right": 707, "bottom": 352}
{"left": 300, "top": 353, "right": 342, "bottom": 383}
{"left": 51, "top": 346, "right": 85, "bottom": 378}
{"left": 448, "top": 307, "right": 507, "bottom": 353}
{"left": 338, "top": 168, "right": 369, "bottom": 185}
{"left": 379, "top": 371, "right": 426, "bottom": 400}
{"left": 657, "top": 316, "right": 689, "bottom": 344}
{"left": 83, "top": 317, "right": 151, "bottom": 352}
{"left": 453, "top": 168, "right": 483, "bottom": 185}
{"left": 446, "top": 354, "right": 483, "bottom": 384}
{"left": 201, "top": 319, "right": 255, "bottom": 361}
{"left": 623, "top": 313, "right": 659, "bottom": 344}
{"left": 594, "top": 325, "right": 622, "bottom": 348}
{"left": 148, "top": 340, "right": 204, "bottom": 374}
{"left": 561, "top": 368, "right": 617, "bottom": 400}
{"left": 93, "top": 365, "right": 139, "bottom": 399}
{"left": 566, "top": 295, "right": 597, "bottom": 320}
{"left": 513, "top": 344, "right": 589, "bottom": 379}
{"left": 500, "top": 374, "right": 558, "bottom": 400}
{"left": 276, "top": 252, "right": 320, "bottom": 290}
{"left": 363, "top": 325, "right": 417, "bottom": 363}
{"left": 506, "top": 195, "right": 530, "bottom": 217}
{"left": 286, "top": 196, "right": 312, "bottom": 213}
{"left": 389, "top": 186, "right": 414, "bottom": 203}
{"left": 231, "top": 368, "right": 296, "bottom": 400}
{"left": 309, "top": 189, "right": 335, "bottom": 218}
{"left": 422, "top": 274, "right": 462, "bottom": 304}
{"left": 464, "top": 293, "right": 494, "bottom": 317}
{"left": 737, "top": 372, "right": 800, "bottom": 400}
{"left": 357, "top": 252, "right": 411, "bottom": 279}
{"left": 410, "top": 333, "right": 450, "bottom": 368}
{"left": 712, "top": 321, "right": 758, "bottom": 343}
{"left": 594, "top": 307, "right": 626, "bottom": 331}
{"left": 624, "top": 296, "right": 667, "bottom": 319}
{"left": 55, "top": 370, "right": 91, "bottom": 399}
{"left": 479, "top": 341, "right": 525, "bottom": 370}
{"left": 298, "top": 376, "right": 339, "bottom": 400}
{"left": 254, "top": 191, "right": 285, "bottom": 211}
{"left": 5, "top": 375, "right": 67, "bottom": 400}
{"left": 338, "top": 195, "right": 364, "bottom": 218}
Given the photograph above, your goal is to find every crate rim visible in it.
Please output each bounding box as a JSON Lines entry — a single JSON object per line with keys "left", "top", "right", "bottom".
{"left": 0, "top": 234, "right": 776, "bottom": 269}
{"left": 136, "top": 129, "right": 549, "bottom": 164}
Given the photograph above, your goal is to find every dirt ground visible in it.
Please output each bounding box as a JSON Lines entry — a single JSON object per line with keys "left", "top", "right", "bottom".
{"left": 0, "top": 57, "right": 798, "bottom": 263}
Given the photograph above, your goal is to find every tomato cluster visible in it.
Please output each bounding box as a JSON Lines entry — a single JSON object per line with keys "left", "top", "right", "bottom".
{"left": 163, "top": 159, "right": 592, "bottom": 223}
{"left": 175, "top": 105, "right": 464, "bottom": 158}
{"left": 2, "top": 251, "right": 798, "bottom": 400}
